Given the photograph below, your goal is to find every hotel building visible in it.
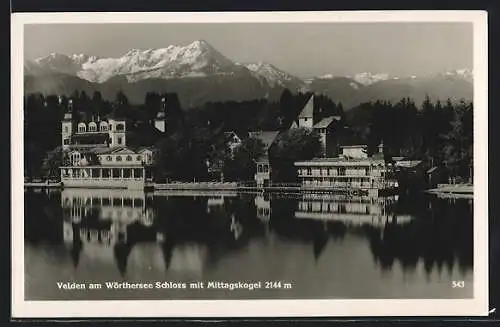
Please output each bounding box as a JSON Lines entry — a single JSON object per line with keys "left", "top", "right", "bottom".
{"left": 294, "top": 144, "right": 399, "bottom": 196}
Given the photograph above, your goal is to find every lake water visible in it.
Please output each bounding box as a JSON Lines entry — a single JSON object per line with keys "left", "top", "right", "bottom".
{"left": 24, "top": 188, "right": 473, "bottom": 300}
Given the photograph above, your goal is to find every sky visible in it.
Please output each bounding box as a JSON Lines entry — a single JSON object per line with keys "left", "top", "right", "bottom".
{"left": 24, "top": 22, "right": 472, "bottom": 78}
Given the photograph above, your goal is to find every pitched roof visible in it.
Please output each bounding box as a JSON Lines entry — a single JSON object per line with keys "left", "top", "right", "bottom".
{"left": 248, "top": 131, "right": 280, "bottom": 152}
{"left": 395, "top": 160, "right": 423, "bottom": 168}
{"left": 294, "top": 157, "right": 387, "bottom": 166}
{"left": 298, "top": 95, "right": 314, "bottom": 118}
{"left": 427, "top": 166, "right": 438, "bottom": 174}
{"left": 110, "top": 147, "right": 137, "bottom": 155}
{"left": 72, "top": 133, "right": 110, "bottom": 143}
{"left": 313, "top": 116, "right": 338, "bottom": 129}
{"left": 137, "top": 147, "right": 155, "bottom": 153}
{"left": 89, "top": 147, "right": 115, "bottom": 154}
{"left": 340, "top": 144, "right": 368, "bottom": 149}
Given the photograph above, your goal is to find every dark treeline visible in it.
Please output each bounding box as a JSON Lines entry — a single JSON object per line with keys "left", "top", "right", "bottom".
{"left": 344, "top": 96, "right": 473, "bottom": 180}
{"left": 24, "top": 89, "right": 472, "bottom": 183}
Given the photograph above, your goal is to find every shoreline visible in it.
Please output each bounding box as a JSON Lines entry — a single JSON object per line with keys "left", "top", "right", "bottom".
{"left": 425, "top": 184, "right": 473, "bottom": 199}
{"left": 24, "top": 181, "right": 474, "bottom": 198}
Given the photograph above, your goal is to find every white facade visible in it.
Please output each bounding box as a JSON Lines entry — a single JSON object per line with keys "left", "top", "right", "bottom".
{"left": 299, "top": 116, "right": 314, "bottom": 128}
{"left": 59, "top": 97, "right": 161, "bottom": 189}
{"left": 154, "top": 97, "right": 167, "bottom": 133}
{"left": 295, "top": 95, "right": 315, "bottom": 128}
{"left": 341, "top": 145, "right": 368, "bottom": 159}
{"left": 294, "top": 158, "right": 398, "bottom": 192}
{"left": 95, "top": 148, "right": 154, "bottom": 166}
{"left": 255, "top": 160, "right": 271, "bottom": 188}
{"left": 154, "top": 120, "right": 166, "bottom": 133}
{"left": 107, "top": 118, "right": 127, "bottom": 148}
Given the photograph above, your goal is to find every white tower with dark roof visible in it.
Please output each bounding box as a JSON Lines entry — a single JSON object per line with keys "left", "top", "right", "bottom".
{"left": 61, "top": 98, "right": 73, "bottom": 149}
{"left": 108, "top": 115, "right": 126, "bottom": 148}
{"left": 154, "top": 97, "right": 167, "bottom": 133}
{"left": 298, "top": 95, "right": 314, "bottom": 128}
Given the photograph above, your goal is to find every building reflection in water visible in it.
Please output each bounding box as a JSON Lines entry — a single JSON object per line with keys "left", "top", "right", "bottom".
{"left": 255, "top": 194, "right": 271, "bottom": 223}
{"left": 294, "top": 194, "right": 412, "bottom": 228}
{"left": 60, "top": 189, "right": 251, "bottom": 277}
{"left": 291, "top": 193, "right": 473, "bottom": 277}
{"left": 30, "top": 188, "right": 472, "bottom": 281}
{"left": 61, "top": 188, "right": 157, "bottom": 276}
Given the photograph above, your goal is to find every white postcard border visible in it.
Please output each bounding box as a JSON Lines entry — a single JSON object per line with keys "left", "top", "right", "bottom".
{"left": 11, "top": 10, "right": 489, "bottom": 318}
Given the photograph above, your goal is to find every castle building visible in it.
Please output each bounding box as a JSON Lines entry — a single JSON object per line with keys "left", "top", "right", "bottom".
{"left": 59, "top": 97, "right": 166, "bottom": 189}
{"left": 290, "top": 94, "right": 341, "bottom": 157}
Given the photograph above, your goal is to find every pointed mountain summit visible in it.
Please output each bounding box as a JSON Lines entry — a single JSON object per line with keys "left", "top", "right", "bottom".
{"left": 241, "top": 61, "right": 305, "bottom": 91}
{"left": 25, "top": 40, "right": 245, "bottom": 83}
{"left": 24, "top": 42, "right": 473, "bottom": 109}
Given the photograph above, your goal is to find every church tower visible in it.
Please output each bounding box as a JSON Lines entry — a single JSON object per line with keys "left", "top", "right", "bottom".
{"left": 61, "top": 97, "right": 73, "bottom": 150}
{"left": 154, "top": 97, "right": 166, "bottom": 133}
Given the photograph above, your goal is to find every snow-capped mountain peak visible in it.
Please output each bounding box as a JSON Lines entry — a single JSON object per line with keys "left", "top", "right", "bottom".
{"left": 25, "top": 40, "right": 241, "bottom": 83}
{"left": 240, "top": 61, "right": 304, "bottom": 89}
{"left": 443, "top": 68, "right": 473, "bottom": 82}
{"left": 351, "top": 72, "right": 391, "bottom": 86}
{"left": 318, "top": 74, "right": 334, "bottom": 79}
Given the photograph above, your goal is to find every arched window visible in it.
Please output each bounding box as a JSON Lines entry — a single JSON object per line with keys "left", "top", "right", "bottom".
{"left": 126, "top": 155, "right": 132, "bottom": 161}
{"left": 116, "top": 156, "right": 122, "bottom": 162}
{"left": 136, "top": 155, "right": 142, "bottom": 161}
{"left": 99, "top": 121, "right": 108, "bottom": 131}
{"left": 77, "top": 123, "right": 86, "bottom": 133}
{"left": 106, "top": 156, "right": 112, "bottom": 161}
{"left": 88, "top": 122, "right": 97, "bottom": 132}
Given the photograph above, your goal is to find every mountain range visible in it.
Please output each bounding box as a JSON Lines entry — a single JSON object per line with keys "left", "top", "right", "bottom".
{"left": 24, "top": 40, "right": 473, "bottom": 109}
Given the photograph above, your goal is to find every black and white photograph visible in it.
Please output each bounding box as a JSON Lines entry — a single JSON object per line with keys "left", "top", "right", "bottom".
{"left": 11, "top": 11, "right": 488, "bottom": 317}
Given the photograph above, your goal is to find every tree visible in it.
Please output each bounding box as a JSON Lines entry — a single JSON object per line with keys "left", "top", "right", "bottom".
{"left": 270, "top": 128, "right": 322, "bottom": 182}
{"left": 279, "top": 88, "right": 294, "bottom": 120}
{"left": 115, "top": 90, "right": 129, "bottom": 106}
{"left": 440, "top": 100, "right": 473, "bottom": 179}
{"left": 224, "top": 137, "right": 265, "bottom": 181}
{"left": 92, "top": 91, "right": 106, "bottom": 116}
{"left": 144, "top": 92, "right": 161, "bottom": 123}
{"left": 40, "top": 146, "right": 69, "bottom": 179}
{"left": 154, "top": 127, "right": 214, "bottom": 182}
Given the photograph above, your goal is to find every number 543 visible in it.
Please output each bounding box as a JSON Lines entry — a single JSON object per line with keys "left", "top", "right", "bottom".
{"left": 452, "top": 280, "right": 465, "bottom": 288}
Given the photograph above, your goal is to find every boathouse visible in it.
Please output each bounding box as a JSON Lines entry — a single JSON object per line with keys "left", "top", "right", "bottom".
{"left": 249, "top": 131, "right": 279, "bottom": 188}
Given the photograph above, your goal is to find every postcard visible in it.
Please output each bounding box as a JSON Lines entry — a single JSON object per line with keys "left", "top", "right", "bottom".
{"left": 11, "top": 10, "right": 489, "bottom": 317}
